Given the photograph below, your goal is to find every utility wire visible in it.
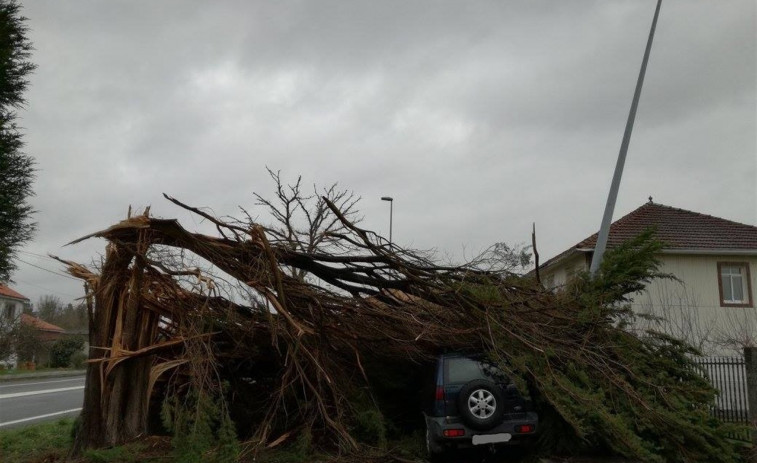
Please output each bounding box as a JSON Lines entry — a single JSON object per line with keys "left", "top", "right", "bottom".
{"left": 14, "top": 279, "right": 81, "bottom": 300}
{"left": 17, "top": 258, "right": 78, "bottom": 281}
{"left": 18, "top": 250, "right": 60, "bottom": 261}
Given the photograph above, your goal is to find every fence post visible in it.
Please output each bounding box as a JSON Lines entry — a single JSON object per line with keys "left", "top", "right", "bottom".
{"left": 745, "top": 346, "right": 757, "bottom": 444}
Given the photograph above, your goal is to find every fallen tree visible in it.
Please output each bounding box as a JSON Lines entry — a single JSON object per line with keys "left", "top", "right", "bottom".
{"left": 59, "top": 179, "right": 747, "bottom": 463}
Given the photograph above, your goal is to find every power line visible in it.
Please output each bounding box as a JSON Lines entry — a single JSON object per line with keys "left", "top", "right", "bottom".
{"left": 18, "top": 250, "right": 60, "bottom": 262}
{"left": 17, "top": 258, "right": 78, "bottom": 281}
{"left": 14, "top": 279, "right": 81, "bottom": 300}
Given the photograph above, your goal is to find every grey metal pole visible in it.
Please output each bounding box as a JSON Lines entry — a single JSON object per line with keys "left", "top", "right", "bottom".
{"left": 389, "top": 200, "right": 393, "bottom": 245}
{"left": 590, "top": 0, "right": 662, "bottom": 276}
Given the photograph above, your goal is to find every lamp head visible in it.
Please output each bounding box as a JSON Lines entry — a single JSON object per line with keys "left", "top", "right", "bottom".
{"left": 381, "top": 196, "right": 393, "bottom": 202}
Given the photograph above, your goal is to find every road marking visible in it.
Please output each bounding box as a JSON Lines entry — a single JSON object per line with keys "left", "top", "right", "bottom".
{"left": 0, "top": 377, "right": 85, "bottom": 389}
{"left": 0, "top": 408, "right": 82, "bottom": 427}
{"left": 0, "top": 386, "right": 85, "bottom": 399}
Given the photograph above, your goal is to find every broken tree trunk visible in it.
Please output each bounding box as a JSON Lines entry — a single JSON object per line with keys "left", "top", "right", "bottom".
{"left": 70, "top": 234, "right": 159, "bottom": 452}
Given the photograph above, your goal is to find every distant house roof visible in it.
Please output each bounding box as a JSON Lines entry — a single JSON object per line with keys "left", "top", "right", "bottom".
{"left": 21, "top": 313, "right": 65, "bottom": 333}
{"left": 541, "top": 201, "right": 757, "bottom": 270}
{"left": 0, "top": 285, "right": 30, "bottom": 301}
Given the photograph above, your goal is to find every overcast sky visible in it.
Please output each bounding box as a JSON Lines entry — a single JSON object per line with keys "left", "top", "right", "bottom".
{"left": 11, "top": 0, "right": 756, "bottom": 306}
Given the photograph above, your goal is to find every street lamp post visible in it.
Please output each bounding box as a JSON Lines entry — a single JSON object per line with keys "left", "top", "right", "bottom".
{"left": 589, "top": 0, "right": 662, "bottom": 276}
{"left": 381, "top": 196, "right": 393, "bottom": 245}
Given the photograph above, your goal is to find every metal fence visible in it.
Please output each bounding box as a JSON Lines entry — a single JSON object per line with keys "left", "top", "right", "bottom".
{"left": 692, "top": 355, "right": 751, "bottom": 441}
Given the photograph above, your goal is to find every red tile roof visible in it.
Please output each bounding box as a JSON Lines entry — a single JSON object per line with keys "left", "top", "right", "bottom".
{"left": 576, "top": 202, "right": 757, "bottom": 250}
{"left": 0, "top": 285, "right": 29, "bottom": 301}
{"left": 20, "top": 313, "right": 65, "bottom": 333}
{"left": 540, "top": 202, "right": 757, "bottom": 270}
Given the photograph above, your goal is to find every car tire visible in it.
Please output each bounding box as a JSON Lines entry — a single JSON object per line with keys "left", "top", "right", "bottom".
{"left": 457, "top": 379, "right": 505, "bottom": 431}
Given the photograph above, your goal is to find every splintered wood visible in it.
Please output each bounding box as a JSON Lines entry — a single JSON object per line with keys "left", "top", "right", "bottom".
{"left": 59, "top": 195, "right": 553, "bottom": 452}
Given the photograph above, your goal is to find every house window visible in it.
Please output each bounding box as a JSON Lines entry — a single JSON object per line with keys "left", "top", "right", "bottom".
{"left": 3, "top": 303, "right": 14, "bottom": 320}
{"left": 718, "top": 262, "right": 753, "bottom": 307}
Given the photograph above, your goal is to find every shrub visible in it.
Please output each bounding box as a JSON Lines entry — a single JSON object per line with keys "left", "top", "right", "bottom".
{"left": 14, "top": 322, "right": 46, "bottom": 362}
{"left": 49, "top": 337, "right": 85, "bottom": 368}
{"left": 69, "top": 351, "right": 88, "bottom": 369}
{"left": 161, "top": 386, "right": 240, "bottom": 463}
{"left": 351, "top": 408, "right": 387, "bottom": 448}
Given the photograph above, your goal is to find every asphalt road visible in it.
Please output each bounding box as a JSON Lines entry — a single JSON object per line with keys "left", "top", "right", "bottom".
{"left": 0, "top": 375, "right": 84, "bottom": 429}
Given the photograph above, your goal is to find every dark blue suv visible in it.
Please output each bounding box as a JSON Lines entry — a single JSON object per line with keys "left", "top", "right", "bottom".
{"left": 423, "top": 353, "right": 538, "bottom": 459}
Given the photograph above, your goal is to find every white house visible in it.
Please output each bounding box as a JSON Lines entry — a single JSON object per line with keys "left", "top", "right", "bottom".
{"left": 0, "top": 284, "right": 31, "bottom": 367}
{"left": 539, "top": 200, "right": 757, "bottom": 355}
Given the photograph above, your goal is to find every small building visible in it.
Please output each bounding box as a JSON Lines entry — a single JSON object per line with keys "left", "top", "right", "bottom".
{"left": 0, "top": 285, "right": 31, "bottom": 368}
{"left": 1, "top": 285, "right": 30, "bottom": 322}
{"left": 20, "top": 313, "right": 66, "bottom": 341}
{"left": 18, "top": 313, "right": 67, "bottom": 366}
{"left": 1, "top": 286, "right": 75, "bottom": 367}
{"left": 539, "top": 200, "right": 757, "bottom": 355}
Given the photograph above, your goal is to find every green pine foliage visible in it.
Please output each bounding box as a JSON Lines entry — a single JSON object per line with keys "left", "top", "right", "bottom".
{"left": 0, "top": 0, "right": 35, "bottom": 282}
{"left": 484, "top": 229, "right": 748, "bottom": 462}
{"left": 161, "top": 386, "right": 240, "bottom": 463}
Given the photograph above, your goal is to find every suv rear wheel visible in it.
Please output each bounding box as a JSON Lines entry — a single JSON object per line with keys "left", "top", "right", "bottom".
{"left": 457, "top": 379, "right": 505, "bottom": 430}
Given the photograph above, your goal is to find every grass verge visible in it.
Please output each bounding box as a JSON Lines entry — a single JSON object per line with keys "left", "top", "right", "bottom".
{"left": 0, "top": 419, "right": 161, "bottom": 463}
{"left": 0, "top": 419, "right": 426, "bottom": 463}
{"left": 0, "top": 418, "right": 73, "bottom": 462}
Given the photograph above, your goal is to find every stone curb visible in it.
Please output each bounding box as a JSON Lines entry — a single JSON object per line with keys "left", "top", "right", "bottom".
{"left": 0, "top": 369, "right": 86, "bottom": 382}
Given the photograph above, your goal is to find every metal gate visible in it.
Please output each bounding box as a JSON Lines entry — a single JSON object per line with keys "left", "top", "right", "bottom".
{"left": 692, "top": 356, "right": 751, "bottom": 441}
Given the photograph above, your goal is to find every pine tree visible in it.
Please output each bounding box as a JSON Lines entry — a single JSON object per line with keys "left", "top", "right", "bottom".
{"left": 0, "top": 0, "right": 35, "bottom": 283}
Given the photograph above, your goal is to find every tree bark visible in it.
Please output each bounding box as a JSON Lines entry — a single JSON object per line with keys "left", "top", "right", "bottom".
{"left": 71, "top": 241, "right": 156, "bottom": 454}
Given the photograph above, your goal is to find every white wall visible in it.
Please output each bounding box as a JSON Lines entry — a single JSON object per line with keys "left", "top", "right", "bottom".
{"left": 541, "top": 253, "right": 588, "bottom": 290}
{"left": 632, "top": 254, "right": 757, "bottom": 356}
{"left": 2, "top": 298, "right": 24, "bottom": 321}
{"left": 542, "top": 252, "right": 756, "bottom": 356}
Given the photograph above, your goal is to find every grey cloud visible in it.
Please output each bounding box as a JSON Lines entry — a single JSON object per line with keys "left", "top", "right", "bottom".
{"left": 10, "top": 0, "right": 756, "bottom": 304}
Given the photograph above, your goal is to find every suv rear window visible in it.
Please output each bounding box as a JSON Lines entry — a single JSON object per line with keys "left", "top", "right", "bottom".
{"left": 444, "top": 357, "right": 507, "bottom": 384}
